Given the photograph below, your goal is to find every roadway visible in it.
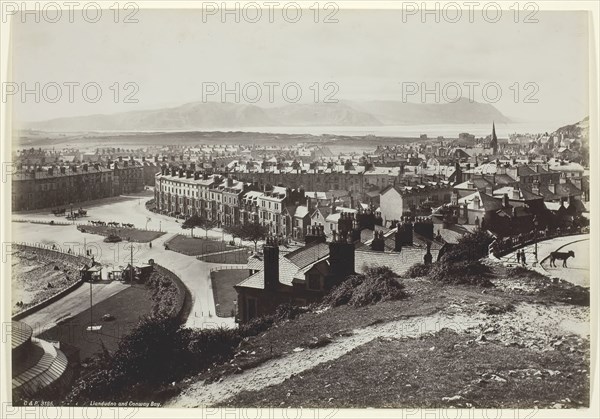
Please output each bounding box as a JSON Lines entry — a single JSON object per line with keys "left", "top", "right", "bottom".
{"left": 12, "top": 192, "right": 239, "bottom": 332}
{"left": 495, "top": 234, "right": 590, "bottom": 288}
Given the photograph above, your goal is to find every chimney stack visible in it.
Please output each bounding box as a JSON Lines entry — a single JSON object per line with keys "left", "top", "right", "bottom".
{"left": 370, "top": 230, "right": 385, "bottom": 252}
{"left": 413, "top": 217, "right": 434, "bottom": 241}
{"left": 263, "top": 236, "right": 280, "bottom": 291}
{"left": 327, "top": 231, "right": 355, "bottom": 288}
{"left": 305, "top": 224, "right": 327, "bottom": 245}
{"left": 395, "top": 218, "right": 413, "bottom": 249}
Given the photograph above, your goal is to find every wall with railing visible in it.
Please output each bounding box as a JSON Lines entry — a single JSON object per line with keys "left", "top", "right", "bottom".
{"left": 11, "top": 243, "right": 92, "bottom": 321}
{"left": 489, "top": 225, "right": 589, "bottom": 258}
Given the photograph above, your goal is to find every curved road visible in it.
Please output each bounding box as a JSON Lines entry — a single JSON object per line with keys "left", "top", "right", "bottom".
{"left": 12, "top": 192, "right": 239, "bottom": 333}
{"left": 541, "top": 239, "right": 589, "bottom": 287}
{"left": 496, "top": 234, "right": 590, "bottom": 288}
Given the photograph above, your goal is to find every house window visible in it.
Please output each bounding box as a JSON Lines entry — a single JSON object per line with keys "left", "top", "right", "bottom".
{"left": 307, "top": 274, "right": 321, "bottom": 291}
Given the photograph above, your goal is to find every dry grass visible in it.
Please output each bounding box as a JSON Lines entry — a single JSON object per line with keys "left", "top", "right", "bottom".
{"left": 222, "top": 329, "right": 589, "bottom": 408}
{"left": 194, "top": 262, "right": 589, "bottom": 387}
{"left": 78, "top": 225, "right": 164, "bottom": 243}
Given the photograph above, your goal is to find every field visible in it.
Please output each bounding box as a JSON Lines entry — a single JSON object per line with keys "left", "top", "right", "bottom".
{"left": 38, "top": 284, "right": 154, "bottom": 360}
{"left": 166, "top": 234, "right": 231, "bottom": 256}
{"left": 11, "top": 247, "right": 81, "bottom": 314}
{"left": 224, "top": 328, "right": 589, "bottom": 408}
{"left": 210, "top": 269, "right": 250, "bottom": 317}
{"left": 78, "top": 224, "right": 165, "bottom": 243}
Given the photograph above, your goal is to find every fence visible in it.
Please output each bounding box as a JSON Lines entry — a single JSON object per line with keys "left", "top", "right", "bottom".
{"left": 11, "top": 242, "right": 94, "bottom": 260}
{"left": 209, "top": 264, "right": 249, "bottom": 273}
{"left": 11, "top": 244, "right": 93, "bottom": 321}
{"left": 13, "top": 218, "right": 84, "bottom": 227}
{"left": 489, "top": 225, "right": 589, "bottom": 258}
{"left": 197, "top": 248, "right": 250, "bottom": 264}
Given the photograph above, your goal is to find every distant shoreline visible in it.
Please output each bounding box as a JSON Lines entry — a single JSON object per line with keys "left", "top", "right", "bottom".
{"left": 14, "top": 121, "right": 560, "bottom": 150}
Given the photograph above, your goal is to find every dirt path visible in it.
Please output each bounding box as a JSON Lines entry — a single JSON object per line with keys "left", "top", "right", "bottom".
{"left": 168, "top": 302, "right": 589, "bottom": 408}
{"left": 168, "top": 312, "right": 475, "bottom": 407}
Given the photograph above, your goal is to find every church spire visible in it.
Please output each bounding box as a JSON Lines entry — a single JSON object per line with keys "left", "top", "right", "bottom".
{"left": 490, "top": 122, "right": 498, "bottom": 155}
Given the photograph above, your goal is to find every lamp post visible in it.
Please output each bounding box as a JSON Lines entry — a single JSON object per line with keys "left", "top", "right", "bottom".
{"left": 533, "top": 216, "right": 539, "bottom": 267}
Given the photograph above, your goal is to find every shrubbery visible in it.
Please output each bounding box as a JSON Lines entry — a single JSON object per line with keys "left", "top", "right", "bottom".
{"left": 146, "top": 272, "right": 180, "bottom": 316}
{"left": 428, "top": 260, "right": 494, "bottom": 287}
{"left": 324, "top": 266, "right": 407, "bottom": 308}
{"left": 66, "top": 315, "right": 246, "bottom": 404}
{"left": 405, "top": 229, "right": 495, "bottom": 287}
{"left": 66, "top": 300, "right": 310, "bottom": 404}
{"left": 405, "top": 263, "right": 432, "bottom": 278}
{"left": 439, "top": 229, "right": 493, "bottom": 263}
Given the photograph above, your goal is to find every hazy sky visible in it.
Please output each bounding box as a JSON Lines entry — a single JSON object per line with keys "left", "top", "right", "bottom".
{"left": 10, "top": 7, "right": 590, "bottom": 125}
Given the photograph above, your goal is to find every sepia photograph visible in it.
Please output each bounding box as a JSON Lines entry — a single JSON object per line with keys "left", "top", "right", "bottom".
{"left": 0, "top": 1, "right": 597, "bottom": 417}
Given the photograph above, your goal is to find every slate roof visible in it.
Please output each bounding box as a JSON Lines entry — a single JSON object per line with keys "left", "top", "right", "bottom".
{"left": 236, "top": 243, "right": 330, "bottom": 290}
{"left": 480, "top": 192, "right": 503, "bottom": 211}
{"left": 293, "top": 205, "right": 310, "bottom": 218}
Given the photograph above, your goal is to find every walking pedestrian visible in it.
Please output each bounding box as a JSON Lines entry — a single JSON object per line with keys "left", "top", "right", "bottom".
{"left": 149, "top": 241, "right": 152, "bottom": 249}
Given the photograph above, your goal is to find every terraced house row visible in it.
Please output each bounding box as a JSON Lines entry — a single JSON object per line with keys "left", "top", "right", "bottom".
{"left": 12, "top": 158, "right": 149, "bottom": 211}
{"left": 154, "top": 166, "right": 306, "bottom": 236}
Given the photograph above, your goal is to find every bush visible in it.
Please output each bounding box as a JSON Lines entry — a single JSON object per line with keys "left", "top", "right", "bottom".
{"left": 440, "top": 229, "right": 493, "bottom": 263}
{"left": 428, "top": 260, "right": 494, "bottom": 287}
{"left": 66, "top": 315, "right": 247, "bottom": 404}
{"left": 239, "top": 315, "right": 276, "bottom": 337}
{"left": 405, "top": 263, "right": 432, "bottom": 278}
{"left": 273, "top": 302, "right": 309, "bottom": 322}
{"left": 324, "top": 266, "right": 407, "bottom": 308}
{"left": 323, "top": 274, "right": 365, "bottom": 307}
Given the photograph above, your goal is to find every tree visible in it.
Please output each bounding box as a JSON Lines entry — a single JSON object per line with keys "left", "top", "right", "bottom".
{"left": 223, "top": 224, "right": 244, "bottom": 245}
{"left": 181, "top": 214, "right": 203, "bottom": 238}
{"left": 239, "top": 222, "right": 269, "bottom": 252}
{"left": 201, "top": 218, "right": 219, "bottom": 238}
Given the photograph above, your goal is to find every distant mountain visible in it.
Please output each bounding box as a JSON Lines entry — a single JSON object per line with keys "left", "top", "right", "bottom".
{"left": 553, "top": 116, "right": 589, "bottom": 142}
{"left": 349, "top": 97, "right": 511, "bottom": 125}
{"left": 24, "top": 98, "right": 510, "bottom": 132}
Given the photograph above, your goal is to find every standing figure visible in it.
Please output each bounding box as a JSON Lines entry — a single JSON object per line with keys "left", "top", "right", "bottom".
{"left": 516, "top": 250, "right": 521, "bottom": 264}
{"left": 521, "top": 250, "right": 527, "bottom": 266}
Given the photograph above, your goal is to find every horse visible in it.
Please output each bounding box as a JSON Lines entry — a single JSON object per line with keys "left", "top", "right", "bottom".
{"left": 549, "top": 250, "right": 575, "bottom": 268}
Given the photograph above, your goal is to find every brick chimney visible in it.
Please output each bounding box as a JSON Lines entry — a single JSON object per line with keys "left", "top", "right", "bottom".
{"left": 503, "top": 193, "right": 510, "bottom": 208}
{"left": 395, "top": 218, "right": 413, "bottom": 249}
{"left": 305, "top": 224, "right": 326, "bottom": 245}
{"left": 327, "top": 230, "right": 355, "bottom": 288}
{"left": 337, "top": 212, "right": 353, "bottom": 236}
{"left": 263, "top": 236, "right": 279, "bottom": 291}
{"left": 414, "top": 217, "right": 434, "bottom": 241}
{"left": 370, "top": 230, "right": 385, "bottom": 252}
